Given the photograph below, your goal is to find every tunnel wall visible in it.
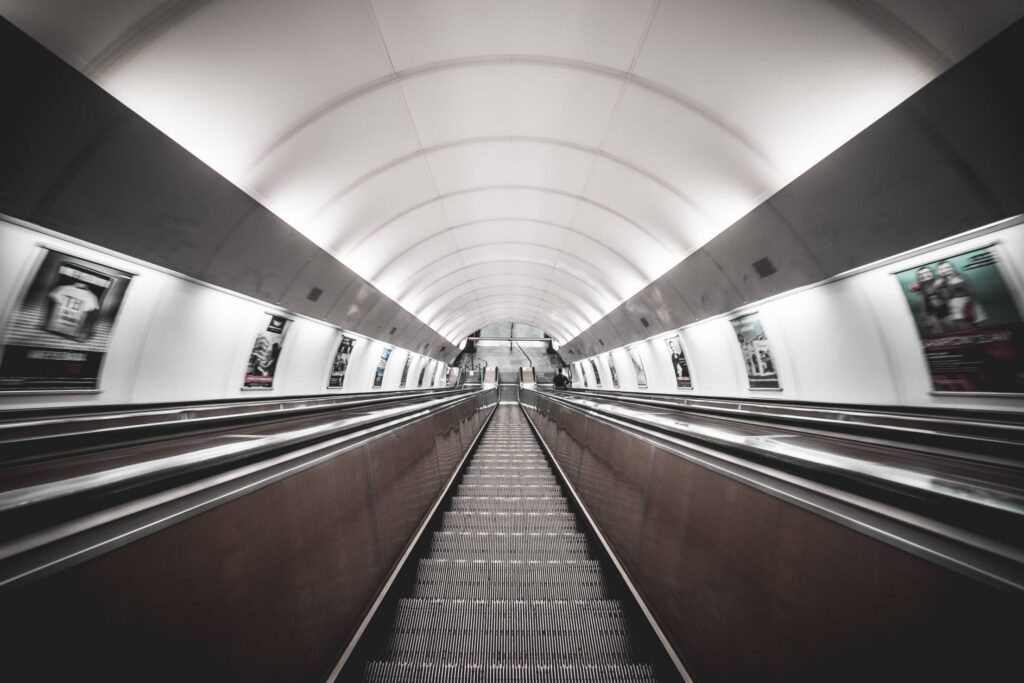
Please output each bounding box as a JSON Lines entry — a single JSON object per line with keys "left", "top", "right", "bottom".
{"left": 0, "top": 389, "right": 496, "bottom": 683}
{"left": 0, "top": 218, "right": 447, "bottom": 409}
{"left": 570, "top": 218, "right": 1024, "bottom": 411}
{"left": 520, "top": 390, "right": 1021, "bottom": 682}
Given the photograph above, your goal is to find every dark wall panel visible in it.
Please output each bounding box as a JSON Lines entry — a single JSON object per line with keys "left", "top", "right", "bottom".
{"left": 522, "top": 393, "right": 1022, "bottom": 682}
{"left": 0, "top": 391, "right": 496, "bottom": 682}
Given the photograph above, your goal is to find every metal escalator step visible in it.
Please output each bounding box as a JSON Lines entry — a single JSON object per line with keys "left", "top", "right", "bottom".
{"left": 429, "top": 531, "right": 591, "bottom": 559}
{"left": 455, "top": 485, "right": 563, "bottom": 497}
{"left": 440, "top": 511, "right": 578, "bottom": 531}
{"left": 412, "top": 560, "right": 608, "bottom": 600}
{"left": 382, "top": 599, "right": 638, "bottom": 662}
{"left": 460, "top": 474, "right": 558, "bottom": 484}
{"left": 449, "top": 497, "right": 570, "bottom": 512}
{"left": 363, "top": 661, "right": 659, "bottom": 682}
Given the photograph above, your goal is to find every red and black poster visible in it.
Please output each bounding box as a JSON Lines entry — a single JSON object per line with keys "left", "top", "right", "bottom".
{"left": 896, "top": 245, "right": 1024, "bottom": 393}
{"left": 0, "top": 249, "right": 133, "bottom": 391}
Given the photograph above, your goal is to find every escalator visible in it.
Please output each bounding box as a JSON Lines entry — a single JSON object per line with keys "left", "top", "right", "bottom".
{"left": 354, "top": 405, "right": 676, "bottom": 682}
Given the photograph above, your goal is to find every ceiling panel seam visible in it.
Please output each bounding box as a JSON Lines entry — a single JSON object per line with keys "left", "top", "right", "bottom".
{"left": 243, "top": 54, "right": 775, "bottom": 174}
{"left": 370, "top": 217, "right": 649, "bottom": 281}
{"left": 400, "top": 259, "right": 615, "bottom": 312}
{"left": 538, "top": 0, "right": 661, "bottom": 326}
{"left": 427, "top": 285, "right": 592, "bottom": 323}
{"left": 306, "top": 135, "right": 712, "bottom": 226}
{"left": 409, "top": 270, "right": 608, "bottom": 317}
{"left": 432, "top": 295, "right": 587, "bottom": 333}
{"left": 366, "top": 0, "right": 480, "bottom": 339}
{"left": 347, "top": 184, "right": 676, "bottom": 255}
{"left": 391, "top": 244, "right": 623, "bottom": 304}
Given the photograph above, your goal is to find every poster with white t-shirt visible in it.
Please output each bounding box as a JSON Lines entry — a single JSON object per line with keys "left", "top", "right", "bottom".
{"left": 0, "top": 249, "right": 133, "bottom": 391}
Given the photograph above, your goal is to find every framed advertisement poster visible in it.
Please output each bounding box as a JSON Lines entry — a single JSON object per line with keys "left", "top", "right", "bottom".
{"left": 373, "top": 347, "right": 392, "bottom": 388}
{"left": 607, "top": 354, "right": 620, "bottom": 388}
{"left": 327, "top": 334, "right": 356, "bottom": 389}
{"left": 417, "top": 364, "right": 427, "bottom": 388}
{"left": 895, "top": 244, "right": 1024, "bottom": 394}
{"left": 730, "top": 313, "right": 781, "bottom": 390}
{"left": 243, "top": 313, "right": 291, "bottom": 389}
{"left": 664, "top": 335, "right": 692, "bottom": 389}
{"left": 628, "top": 347, "right": 647, "bottom": 389}
{"left": 0, "top": 248, "right": 133, "bottom": 391}
{"left": 579, "top": 362, "right": 588, "bottom": 387}
{"left": 588, "top": 359, "right": 601, "bottom": 386}
{"left": 399, "top": 354, "right": 413, "bottom": 388}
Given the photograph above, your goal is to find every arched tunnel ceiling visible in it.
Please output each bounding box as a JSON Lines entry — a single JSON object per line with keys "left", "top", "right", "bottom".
{"left": 3, "top": 0, "right": 1023, "bottom": 344}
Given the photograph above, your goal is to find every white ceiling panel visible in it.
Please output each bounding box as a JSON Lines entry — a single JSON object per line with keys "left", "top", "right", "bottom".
{"left": 372, "top": 0, "right": 655, "bottom": 71}
{"left": 425, "top": 139, "right": 594, "bottom": 196}
{"left": 400, "top": 63, "right": 622, "bottom": 148}
{"left": 583, "top": 156, "right": 715, "bottom": 257}
{"left": 441, "top": 187, "right": 580, "bottom": 227}
{"left": 345, "top": 201, "right": 451, "bottom": 283}
{"left": 603, "top": 84, "right": 779, "bottom": 228}
{"left": 304, "top": 155, "right": 439, "bottom": 256}
{"left": 243, "top": 83, "right": 420, "bottom": 228}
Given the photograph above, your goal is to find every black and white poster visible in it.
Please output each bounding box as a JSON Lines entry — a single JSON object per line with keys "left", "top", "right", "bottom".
{"left": 628, "top": 347, "right": 647, "bottom": 389}
{"left": 665, "top": 335, "right": 692, "bottom": 389}
{"left": 588, "top": 359, "right": 601, "bottom": 386}
{"left": 417, "top": 363, "right": 428, "bottom": 388}
{"left": 0, "top": 249, "right": 133, "bottom": 391}
{"left": 399, "top": 354, "right": 413, "bottom": 388}
{"left": 327, "top": 334, "right": 356, "bottom": 389}
{"left": 243, "top": 313, "right": 291, "bottom": 389}
{"left": 578, "top": 362, "right": 588, "bottom": 387}
{"left": 730, "top": 313, "right": 781, "bottom": 390}
{"left": 607, "top": 354, "right": 620, "bottom": 388}
{"left": 373, "top": 347, "right": 392, "bottom": 388}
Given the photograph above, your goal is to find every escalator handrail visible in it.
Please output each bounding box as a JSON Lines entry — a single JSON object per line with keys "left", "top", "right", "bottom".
{"left": 0, "top": 389, "right": 489, "bottom": 515}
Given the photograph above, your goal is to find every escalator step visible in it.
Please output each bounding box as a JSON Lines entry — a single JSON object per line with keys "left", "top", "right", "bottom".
{"left": 363, "top": 661, "right": 659, "bottom": 682}
{"left": 450, "top": 497, "right": 570, "bottom": 512}
{"left": 412, "top": 559, "right": 608, "bottom": 600}
{"left": 429, "top": 531, "right": 592, "bottom": 559}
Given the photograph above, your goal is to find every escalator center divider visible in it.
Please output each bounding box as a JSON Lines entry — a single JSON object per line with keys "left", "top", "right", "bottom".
{"left": 341, "top": 404, "right": 680, "bottom": 682}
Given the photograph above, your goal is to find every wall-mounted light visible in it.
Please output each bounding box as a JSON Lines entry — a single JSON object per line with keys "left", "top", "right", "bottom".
{"left": 458, "top": 339, "right": 467, "bottom": 350}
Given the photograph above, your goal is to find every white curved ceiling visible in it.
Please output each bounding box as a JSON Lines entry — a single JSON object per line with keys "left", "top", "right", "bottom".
{"left": 4, "top": 0, "right": 1023, "bottom": 343}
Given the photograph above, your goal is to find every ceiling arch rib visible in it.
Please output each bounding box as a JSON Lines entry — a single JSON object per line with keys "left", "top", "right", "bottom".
{"left": 378, "top": 239, "right": 644, "bottom": 302}
{"left": 441, "top": 308, "right": 575, "bottom": 344}
{"left": 389, "top": 245, "right": 626, "bottom": 309}
{"left": 407, "top": 267, "right": 609, "bottom": 320}
{"left": 306, "top": 135, "right": 712, "bottom": 225}
{"left": 396, "top": 257, "right": 620, "bottom": 312}
{"left": 446, "top": 311, "right": 574, "bottom": 344}
{"left": 439, "top": 305, "right": 562, "bottom": 337}
{"left": 246, "top": 54, "right": 774, "bottom": 174}
{"left": 431, "top": 293, "right": 591, "bottom": 335}
{"left": 340, "top": 184, "right": 678, "bottom": 258}
{"left": 421, "top": 283, "right": 599, "bottom": 326}
{"left": 368, "top": 217, "right": 649, "bottom": 282}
